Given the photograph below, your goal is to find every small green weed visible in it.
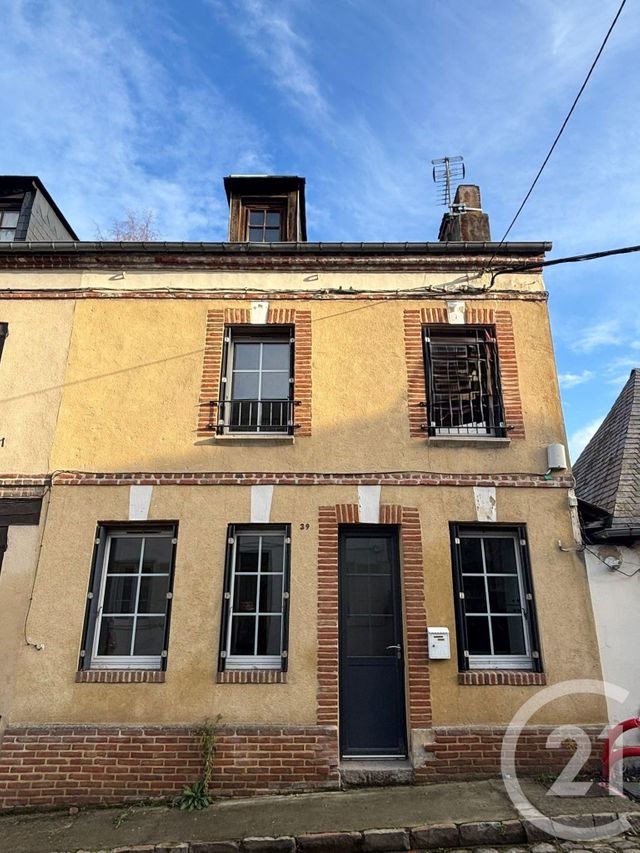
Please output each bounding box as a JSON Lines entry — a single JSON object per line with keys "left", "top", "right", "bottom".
{"left": 174, "top": 779, "right": 213, "bottom": 811}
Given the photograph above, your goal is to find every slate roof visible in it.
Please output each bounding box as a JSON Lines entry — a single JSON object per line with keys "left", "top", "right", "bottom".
{"left": 573, "top": 369, "right": 640, "bottom": 531}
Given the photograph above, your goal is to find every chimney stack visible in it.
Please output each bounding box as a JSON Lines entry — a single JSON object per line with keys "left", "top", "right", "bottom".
{"left": 438, "top": 184, "right": 491, "bottom": 242}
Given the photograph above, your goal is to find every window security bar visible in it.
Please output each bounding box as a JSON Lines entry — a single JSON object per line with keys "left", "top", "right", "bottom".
{"left": 424, "top": 328, "right": 506, "bottom": 438}
{"left": 204, "top": 399, "right": 301, "bottom": 435}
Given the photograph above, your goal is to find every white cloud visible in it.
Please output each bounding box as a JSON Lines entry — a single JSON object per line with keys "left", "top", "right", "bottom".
{"left": 569, "top": 417, "right": 603, "bottom": 462}
{"left": 570, "top": 319, "right": 622, "bottom": 353}
{"left": 1, "top": 1, "right": 273, "bottom": 239}
{"left": 558, "top": 370, "right": 594, "bottom": 388}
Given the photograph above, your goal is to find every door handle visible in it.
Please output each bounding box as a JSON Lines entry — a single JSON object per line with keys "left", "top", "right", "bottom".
{"left": 386, "top": 644, "right": 402, "bottom": 658}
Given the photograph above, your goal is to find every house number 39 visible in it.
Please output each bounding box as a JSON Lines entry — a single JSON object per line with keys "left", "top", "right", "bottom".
{"left": 299, "top": 523, "right": 310, "bottom": 530}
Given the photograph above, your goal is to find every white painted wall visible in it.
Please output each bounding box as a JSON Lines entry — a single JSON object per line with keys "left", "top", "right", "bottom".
{"left": 585, "top": 544, "right": 640, "bottom": 725}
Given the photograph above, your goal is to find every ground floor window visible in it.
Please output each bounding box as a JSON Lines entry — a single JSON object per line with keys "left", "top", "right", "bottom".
{"left": 79, "top": 524, "right": 177, "bottom": 671}
{"left": 450, "top": 524, "right": 541, "bottom": 671}
{"left": 218, "top": 524, "right": 291, "bottom": 671}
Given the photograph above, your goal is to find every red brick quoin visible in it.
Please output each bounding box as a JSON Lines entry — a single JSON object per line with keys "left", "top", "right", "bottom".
{"left": 0, "top": 724, "right": 339, "bottom": 811}
{"left": 196, "top": 307, "right": 312, "bottom": 436}
{"left": 404, "top": 305, "right": 525, "bottom": 439}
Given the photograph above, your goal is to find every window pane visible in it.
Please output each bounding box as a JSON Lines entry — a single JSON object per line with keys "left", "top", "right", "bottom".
{"left": 261, "top": 371, "right": 290, "bottom": 399}
{"left": 231, "top": 615, "right": 255, "bottom": 654}
{"left": 0, "top": 229, "right": 15, "bottom": 241}
{"left": 259, "top": 574, "right": 283, "bottom": 612}
{"left": 466, "top": 616, "right": 491, "bottom": 654}
{"left": 233, "top": 574, "right": 257, "bottom": 613}
{"left": 249, "top": 227, "right": 264, "bottom": 241}
{"left": 142, "top": 537, "right": 172, "bottom": 573}
{"left": 108, "top": 537, "right": 142, "bottom": 574}
{"left": 460, "top": 537, "right": 483, "bottom": 573}
{"left": 462, "top": 575, "right": 487, "bottom": 613}
{"left": 492, "top": 616, "right": 526, "bottom": 655}
{"left": 484, "top": 538, "right": 517, "bottom": 574}
{"left": 233, "top": 342, "right": 261, "bottom": 370}
{"left": 232, "top": 372, "right": 260, "bottom": 399}
{"left": 371, "top": 614, "right": 395, "bottom": 654}
{"left": 265, "top": 211, "right": 280, "bottom": 227}
{"left": 237, "top": 537, "right": 259, "bottom": 571}
{"left": 103, "top": 576, "right": 137, "bottom": 614}
{"left": 257, "top": 615, "right": 281, "bottom": 655}
{"left": 347, "top": 576, "right": 392, "bottom": 616}
{"left": 260, "top": 536, "right": 284, "bottom": 572}
{"left": 344, "top": 536, "right": 393, "bottom": 574}
{"left": 265, "top": 228, "right": 281, "bottom": 241}
{"left": 3, "top": 212, "right": 19, "bottom": 227}
{"left": 346, "top": 615, "right": 370, "bottom": 656}
{"left": 138, "top": 575, "right": 169, "bottom": 614}
{"left": 133, "top": 616, "right": 165, "bottom": 655}
{"left": 262, "top": 342, "right": 290, "bottom": 370}
{"left": 248, "top": 210, "right": 265, "bottom": 225}
{"left": 488, "top": 576, "right": 522, "bottom": 614}
{"left": 98, "top": 616, "right": 133, "bottom": 656}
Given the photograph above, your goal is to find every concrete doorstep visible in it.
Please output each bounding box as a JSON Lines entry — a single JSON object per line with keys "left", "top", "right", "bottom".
{"left": 1, "top": 779, "right": 640, "bottom": 853}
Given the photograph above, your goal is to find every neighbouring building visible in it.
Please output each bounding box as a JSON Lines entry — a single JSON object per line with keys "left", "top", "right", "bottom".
{"left": 0, "top": 176, "right": 606, "bottom": 810}
{"left": 574, "top": 369, "right": 640, "bottom": 725}
{"left": 0, "top": 176, "right": 78, "bottom": 243}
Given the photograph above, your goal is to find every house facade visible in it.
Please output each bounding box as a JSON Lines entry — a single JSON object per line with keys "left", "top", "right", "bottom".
{"left": 0, "top": 177, "right": 605, "bottom": 809}
{"left": 574, "top": 369, "right": 640, "bottom": 726}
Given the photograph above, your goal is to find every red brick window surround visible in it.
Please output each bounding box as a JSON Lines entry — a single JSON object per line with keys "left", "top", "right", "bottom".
{"left": 197, "top": 307, "right": 312, "bottom": 437}
{"left": 404, "top": 305, "right": 525, "bottom": 439}
{"left": 316, "top": 503, "right": 431, "bottom": 736}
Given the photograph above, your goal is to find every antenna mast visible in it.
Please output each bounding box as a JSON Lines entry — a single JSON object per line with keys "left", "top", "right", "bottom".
{"left": 432, "top": 156, "right": 465, "bottom": 210}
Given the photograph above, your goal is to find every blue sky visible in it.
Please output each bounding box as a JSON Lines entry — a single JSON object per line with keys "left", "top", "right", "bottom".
{"left": 3, "top": 0, "right": 639, "bottom": 459}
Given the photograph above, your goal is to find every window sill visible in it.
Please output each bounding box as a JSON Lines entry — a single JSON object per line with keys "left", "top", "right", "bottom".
{"left": 458, "top": 670, "right": 545, "bottom": 686}
{"left": 428, "top": 436, "right": 511, "bottom": 448}
{"left": 212, "top": 434, "right": 295, "bottom": 444}
{"left": 76, "top": 670, "right": 165, "bottom": 684}
{"left": 216, "top": 670, "right": 286, "bottom": 684}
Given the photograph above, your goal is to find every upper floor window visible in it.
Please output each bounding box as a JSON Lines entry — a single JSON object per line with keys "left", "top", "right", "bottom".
{"left": 80, "top": 524, "right": 177, "bottom": 671}
{"left": 216, "top": 327, "right": 295, "bottom": 435}
{"left": 0, "top": 323, "right": 7, "bottom": 362}
{"left": 219, "top": 525, "right": 291, "bottom": 671}
{"left": 424, "top": 325, "right": 505, "bottom": 437}
{"left": 451, "top": 525, "right": 541, "bottom": 671}
{"left": 245, "top": 204, "right": 284, "bottom": 242}
{"left": 0, "top": 209, "right": 20, "bottom": 241}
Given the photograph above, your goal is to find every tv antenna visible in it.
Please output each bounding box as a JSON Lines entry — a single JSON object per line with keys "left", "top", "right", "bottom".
{"left": 432, "top": 156, "right": 465, "bottom": 210}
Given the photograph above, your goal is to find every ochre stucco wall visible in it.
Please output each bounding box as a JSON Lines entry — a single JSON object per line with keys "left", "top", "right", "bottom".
{"left": 47, "top": 292, "right": 565, "bottom": 475}
{"left": 0, "top": 299, "right": 75, "bottom": 472}
{"left": 8, "top": 484, "right": 605, "bottom": 729}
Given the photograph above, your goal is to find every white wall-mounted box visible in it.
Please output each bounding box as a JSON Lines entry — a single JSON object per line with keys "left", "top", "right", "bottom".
{"left": 428, "top": 627, "right": 451, "bottom": 659}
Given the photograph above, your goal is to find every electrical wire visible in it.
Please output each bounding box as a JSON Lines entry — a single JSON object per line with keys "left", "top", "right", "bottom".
{"left": 484, "top": 0, "right": 627, "bottom": 273}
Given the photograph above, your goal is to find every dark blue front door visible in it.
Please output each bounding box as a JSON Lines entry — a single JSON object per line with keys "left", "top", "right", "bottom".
{"left": 339, "top": 527, "right": 407, "bottom": 757}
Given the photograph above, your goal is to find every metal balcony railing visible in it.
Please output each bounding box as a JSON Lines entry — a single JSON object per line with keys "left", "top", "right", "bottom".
{"left": 204, "top": 399, "right": 300, "bottom": 435}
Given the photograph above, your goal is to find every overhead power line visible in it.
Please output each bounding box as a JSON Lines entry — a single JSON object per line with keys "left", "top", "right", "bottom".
{"left": 485, "top": 0, "right": 627, "bottom": 272}
{"left": 489, "top": 243, "right": 640, "bottom": 288}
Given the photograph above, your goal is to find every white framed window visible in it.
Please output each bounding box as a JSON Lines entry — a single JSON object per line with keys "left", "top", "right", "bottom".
{"left": 451, "top": 525, "right": 541, "bottom": 671}
{"left": 79, "top": 524, "right": 177, "bottom": 671}
{"left": 0, "top": 209, "right": 20, "bottom": 241}
{"left": 219, "top": 525, "right": 291, "bottom": 671}
{"left": 218, "top": 328, "right": 294, "bottom": 435}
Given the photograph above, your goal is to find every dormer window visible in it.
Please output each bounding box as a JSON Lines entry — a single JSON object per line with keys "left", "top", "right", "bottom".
{"left": 246, "top": 204, "right": 284, "bottom": 242}
{"left": 224, "top": 175, "right": 307, "bottom": 243}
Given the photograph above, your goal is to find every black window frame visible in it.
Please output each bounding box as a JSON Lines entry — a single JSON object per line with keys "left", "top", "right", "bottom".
{"left": 217, "top": 324, "right": 296, "bottom": 435}
{"left": 423, "top": 324, "right": 506, "bottom": 438}
{"left": 78, "top": 521, "right": 178, "bottom": 672}
{"left": 450, "top": 523, "right": 542, "bottom": 672}
{"left": 0, "top": 323, "right": 8, "bottom": 362}
{"left": 0, "top": 526, "right": 7, "bottom": 575}
{"left": 218, "top": 523, "right": 291, "bottom": 672}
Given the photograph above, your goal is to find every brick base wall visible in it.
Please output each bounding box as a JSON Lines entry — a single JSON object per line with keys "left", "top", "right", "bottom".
{"left": 0, "top": 724, "right": 339, "bottom": 811}
{"left": 0, "top": 722, "right": 605, "bottom": 810}
{"left": 415, "top": 725, "right": 604, "bottom": 782}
